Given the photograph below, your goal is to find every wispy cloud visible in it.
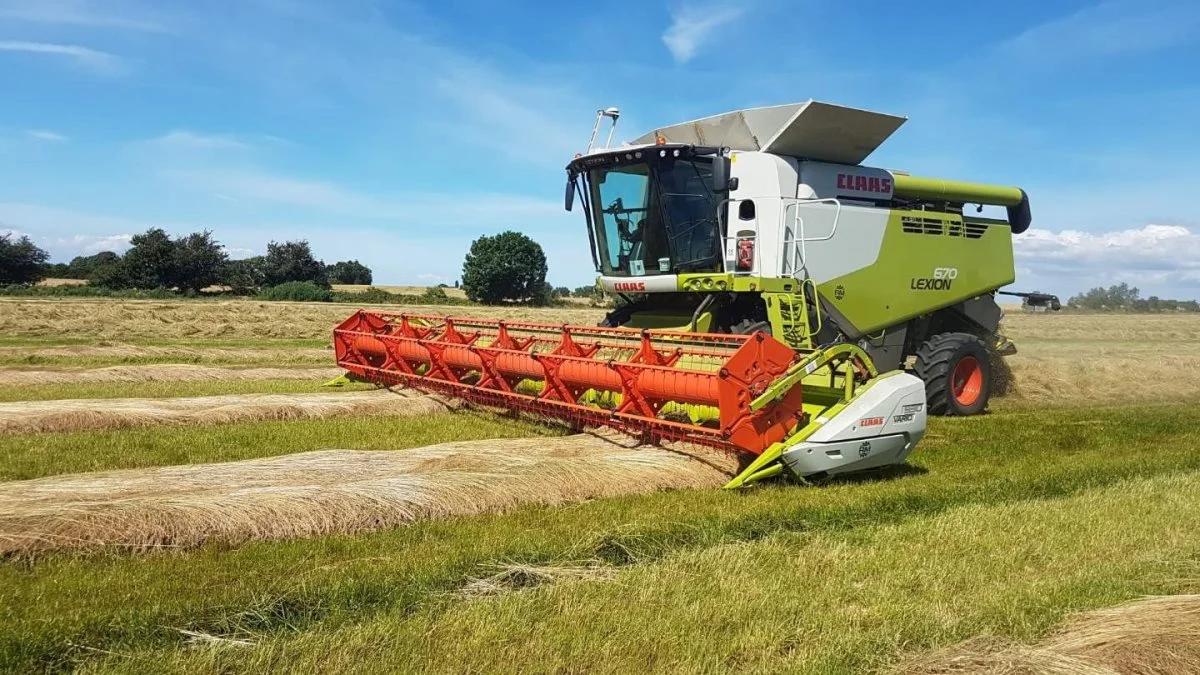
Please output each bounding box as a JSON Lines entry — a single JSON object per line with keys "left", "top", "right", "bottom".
{"left": 168, "top": 166, "right": 564, "bottom": 225}
{"left": 0, "top": 0, "right": 166, "bottom": 31}
{"left": 141, "top": 131, "right": 252, "bottom": 152}
{"left": 0, "top": 41, "right": 122, "bottom": 73}
{"left": 995, "top": 1, "right": 1200, "bottom": 66}
{"left": 25, "top": 130, "right": 68, "bottom": 142}
{"left": 432, "top": 64, "right": 586, "bottom": 164}
{"left": 71, "top": 233, "right": 133, "bottom": 254}
{"left": 662, "top": 3, "right": 743, "bottom": 63}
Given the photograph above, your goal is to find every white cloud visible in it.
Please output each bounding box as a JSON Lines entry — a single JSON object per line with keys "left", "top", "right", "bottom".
{"left": 662, "top": 4, "right": 743, "bottom": 63}
{"left": 1016, "top": 224, "right": 1200, "bottom": 291}
{"left": 0, "top": 41, "right": 122, "bottom": 73}
{"left": 25, "top": 130, "right": 68, "bottom": 142}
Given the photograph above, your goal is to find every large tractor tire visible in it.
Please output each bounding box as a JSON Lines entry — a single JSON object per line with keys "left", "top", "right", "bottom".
{"left": 914, "top": 332, "right": 992, "bottom": 416}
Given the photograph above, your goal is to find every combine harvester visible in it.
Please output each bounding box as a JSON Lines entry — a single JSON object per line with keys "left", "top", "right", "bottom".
{"left": 334, "top": 101, "right": 1053, "bottom": 488}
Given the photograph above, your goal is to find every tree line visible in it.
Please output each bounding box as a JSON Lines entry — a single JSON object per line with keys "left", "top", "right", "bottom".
{"left": 2, "top": 230, "right": 372, "bottom": 292}
{"left": 1067, "top": 283, "right": 1200, "bottom": 312}
{"left": 2, "top": 228, "right": 595, "bottom": 307}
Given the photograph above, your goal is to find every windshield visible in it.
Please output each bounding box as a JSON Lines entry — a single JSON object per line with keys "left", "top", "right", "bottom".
{"left": 585, "top": 158, "right": 719, "bottom": 277}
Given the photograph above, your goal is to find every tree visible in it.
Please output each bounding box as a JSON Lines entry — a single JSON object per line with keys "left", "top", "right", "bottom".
{"left": 88, "top": 259, "right": 131, "bottom": 289}
{"left": 122, "top": 228, "right": 177, "bottom": 289}
{"left": 65, "top": 251, "right": 121, "bottom": 279}
{"left": 572, "top": 285, "right": 597, "bottom": 298}
{"left": 327, "top": 260, "right": 373, "bottom": 285}
{"left": 460, "top": 231, "right": 548, "bottom": 305}
{"left": 262, "top": 240, "right": 328, "bottom": 288}
{"left": 554, "top": 286, "right": 571, "bottom": 298}
{"left": 0, "top": 233, "right": 50, "bottom": 285}
{"left": 171, "top": 231, "right": 227, "bottom": 293}
{"left": 1068, "top": 283, "right": 1141, "bottom": 311}
{"left": 222, "top": 256, "right": 266, "bottom": 294}
{"left": 41, "top": 262, "right": 69, "bottom": 278}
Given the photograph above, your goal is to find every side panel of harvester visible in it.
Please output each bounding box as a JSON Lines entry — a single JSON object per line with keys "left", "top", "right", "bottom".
{"left": 808, "top": 209, "right": 1015, "bottom": 336}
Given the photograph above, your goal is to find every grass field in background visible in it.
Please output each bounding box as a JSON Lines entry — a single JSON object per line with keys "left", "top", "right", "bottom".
{"left": 2, "top": 298, "right": 1200, "bottom": 672}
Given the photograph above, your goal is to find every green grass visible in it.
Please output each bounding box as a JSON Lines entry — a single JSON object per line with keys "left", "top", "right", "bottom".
{"left": 118, "top": 473, "right": 1198, "bottom": 675}
{"left": 3, "top": 402, "right": 1200, "bottom": 672}
{"left": 0, "top": 378, "right": 367, "bottom": 402}
{"left": 0, "top": 409, "right": 561, "bottom": 481}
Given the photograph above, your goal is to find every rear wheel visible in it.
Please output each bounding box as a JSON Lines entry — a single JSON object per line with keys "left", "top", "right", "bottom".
{"left": 914, "top": 333, "right": 992, "bottom": 416}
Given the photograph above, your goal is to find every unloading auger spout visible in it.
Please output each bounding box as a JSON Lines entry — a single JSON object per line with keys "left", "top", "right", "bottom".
{"left": 333, "top": 311, "right": 929, "bottom": 486}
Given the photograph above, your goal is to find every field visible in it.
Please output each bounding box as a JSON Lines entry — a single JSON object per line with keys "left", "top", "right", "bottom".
{"left": 2, "top": 298, "right": 1200, "bottom": 673}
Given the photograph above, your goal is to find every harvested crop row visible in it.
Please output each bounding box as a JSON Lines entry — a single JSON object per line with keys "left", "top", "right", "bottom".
{"left": 1003, "top": 354, "right": 1200, "bottom": 406}
{"left": 0, "top": 299, "right": 606, "bottom": 341}
{"left": 898, "top": 594, "right": 1200, "bottom": 674}
{"left": 0, "top": 344, "right": 331, "bottom": 366}
{"left": 0, "top": 434, "right": 737, "bottom": 556}
{"left": 0, "top": 390, "right": 454, "bottom": 434}
{"left": 0, "top": 365, "right": 342, "bottom": 386}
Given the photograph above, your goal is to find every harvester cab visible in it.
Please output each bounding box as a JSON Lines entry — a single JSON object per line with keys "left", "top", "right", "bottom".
{"left": 334, "top": 100, "right": 1041, "bottom": 488}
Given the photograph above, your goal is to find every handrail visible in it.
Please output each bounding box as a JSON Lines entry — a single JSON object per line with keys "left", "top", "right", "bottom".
{"left": 715, "top": 196, "right": 845, "bottom": 278}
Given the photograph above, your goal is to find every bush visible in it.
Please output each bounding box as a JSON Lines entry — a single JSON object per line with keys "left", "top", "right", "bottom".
{"left": 0, "top": 284, "right": 177, "bottom": 299}
{"left": 257, "top": 281, "right": 334, "bottom": 302}
{"left": 422, "top": 286, "right": 448, "bottom": 301}
{"left": 461, "top": 231, "right": 548, "bottom": 305}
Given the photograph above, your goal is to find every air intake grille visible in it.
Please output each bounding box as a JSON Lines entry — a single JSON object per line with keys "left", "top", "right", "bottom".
{"left": 901, "top": 215, "right": 986, "bottom": 239}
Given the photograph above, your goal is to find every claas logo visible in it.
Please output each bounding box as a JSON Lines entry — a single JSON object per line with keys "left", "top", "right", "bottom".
{"left": 837, "top": 173, "right": 893, "bottom": 194}
{"left": 613, "top": 281, "right": 646, "bottom": 292}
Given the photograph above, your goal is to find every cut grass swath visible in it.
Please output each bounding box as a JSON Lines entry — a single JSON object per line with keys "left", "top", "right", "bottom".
{"left": 0, "top": 433, "right": 736, "bottom": 556}
{"left": 897, "top": 594, "right": 1200, "bottom": 674}
{"left": 0, "top": 390, "right": 454, "bottom": 434}
{"left": 0, "top": 365, "right": 342, "bottom": 386}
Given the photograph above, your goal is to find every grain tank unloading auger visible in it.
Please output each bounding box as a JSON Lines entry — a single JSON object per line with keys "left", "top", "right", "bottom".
{"left": 334, "top": 100, "right": 1053, "bottom": 487}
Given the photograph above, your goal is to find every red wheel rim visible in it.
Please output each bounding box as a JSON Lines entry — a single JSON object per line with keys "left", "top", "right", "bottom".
{"left": 952, "top": 355, "right": 983, "bottom": 407}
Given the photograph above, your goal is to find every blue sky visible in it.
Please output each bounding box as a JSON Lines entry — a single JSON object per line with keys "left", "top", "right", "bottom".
{"left": 1, "top": 0, "right": 1199, "bottom": 297}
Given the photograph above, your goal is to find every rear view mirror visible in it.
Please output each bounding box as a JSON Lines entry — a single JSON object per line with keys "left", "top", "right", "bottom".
{"left": 564, "top": 178, "right": 575, "bottom": 212}
{"left": 712, "top": 152, "right": 732, "bottom": 192}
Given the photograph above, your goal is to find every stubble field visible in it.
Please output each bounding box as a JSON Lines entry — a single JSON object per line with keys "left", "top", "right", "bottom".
{"left": 2, "top": 297, "right": 1199, "bottom": 674}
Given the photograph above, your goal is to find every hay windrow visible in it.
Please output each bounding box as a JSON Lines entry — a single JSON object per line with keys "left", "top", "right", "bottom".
{"left": 0, "top": 343, "right": 332, "bottom": 366}
{"left": 0, "top": 365, "right": 341, "bottom": 386}
{"left": 0, "top": 433, "right": 737, "bottom": 556}
{"left": 0, "top": 390, "right": 453, "bottom": 434}
{"left": 897, "top": 594, "right": 1200, "bottom": 674}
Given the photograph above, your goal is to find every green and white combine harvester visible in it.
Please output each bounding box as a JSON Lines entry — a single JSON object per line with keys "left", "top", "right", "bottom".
{"left": 334, "top": 100, "right": 1056, "bottom": 487}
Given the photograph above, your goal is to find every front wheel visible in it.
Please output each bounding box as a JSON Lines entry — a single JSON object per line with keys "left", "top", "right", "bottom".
{"left": 914, "top": 333, "right": 992, "bottom": 416}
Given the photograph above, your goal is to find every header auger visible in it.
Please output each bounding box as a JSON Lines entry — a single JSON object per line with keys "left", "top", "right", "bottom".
{"left": 334, "top": 99, "right": 1051, "bottom": 485}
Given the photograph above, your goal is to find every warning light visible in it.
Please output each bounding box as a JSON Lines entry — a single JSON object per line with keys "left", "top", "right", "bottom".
{"left": 656, "top": 136, "right": 667, "bottom": 145}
